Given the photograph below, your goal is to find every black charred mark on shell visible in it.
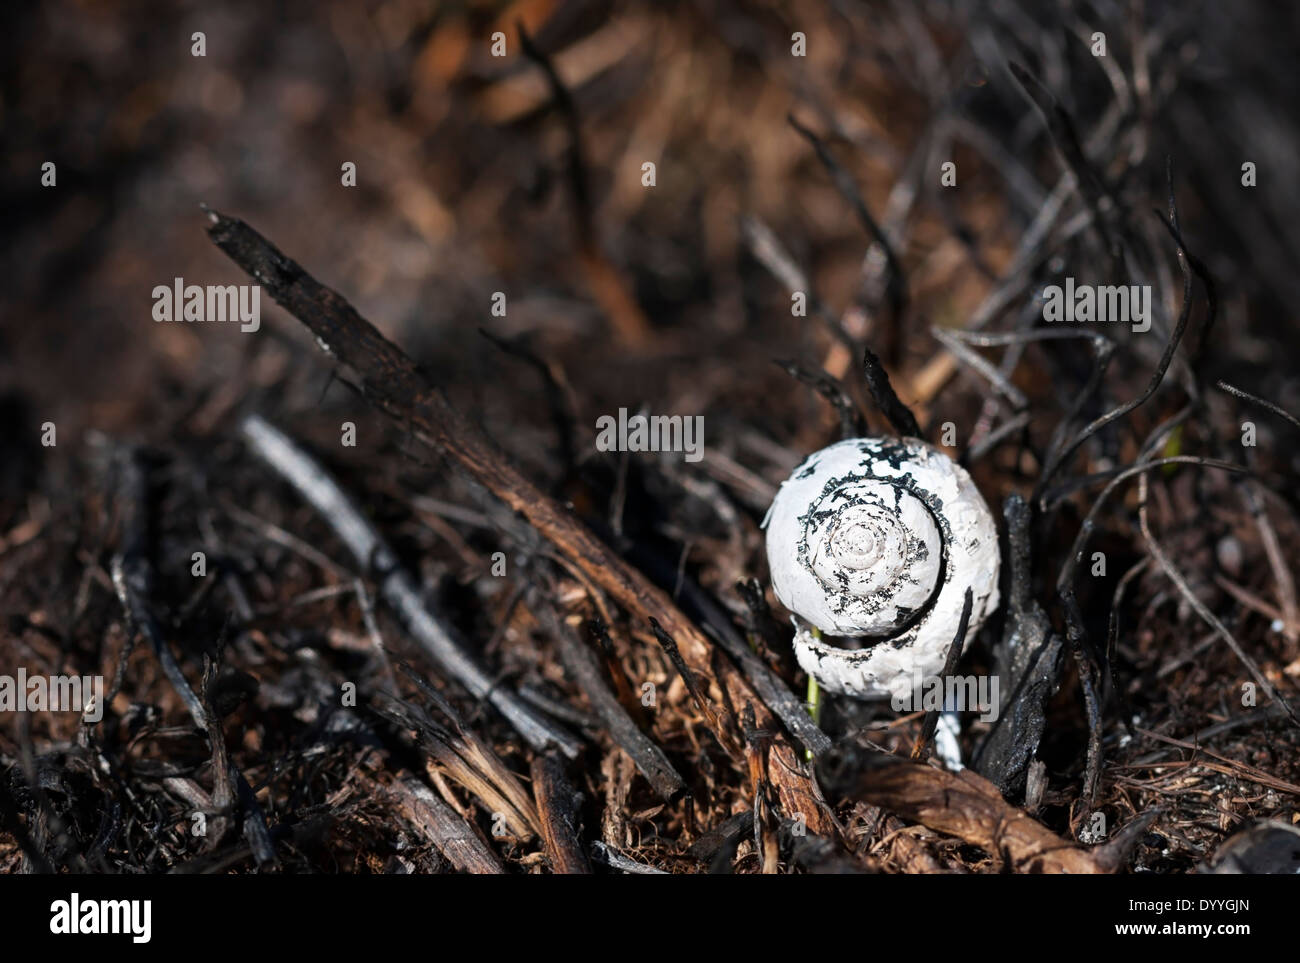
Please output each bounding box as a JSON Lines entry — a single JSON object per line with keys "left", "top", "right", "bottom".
{"left": 794, "top": 452, "right": 821, "bottom": 480}
{"left": 856, "top": 437, "right": 919, "bottom": 473}
{"left": 791, "top": 443, "right": 953, "bottom": 644}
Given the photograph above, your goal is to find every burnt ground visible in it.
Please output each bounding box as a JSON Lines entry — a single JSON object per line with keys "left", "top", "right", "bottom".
{"left": 2, "top": 0, "right": 1299, "bottom": 874}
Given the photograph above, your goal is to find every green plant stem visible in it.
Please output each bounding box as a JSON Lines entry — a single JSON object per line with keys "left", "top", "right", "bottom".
{"left": 805, "top": 627, "right": 823, "bottom": 760}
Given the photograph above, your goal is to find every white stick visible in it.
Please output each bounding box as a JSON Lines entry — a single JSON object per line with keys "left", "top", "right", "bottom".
{"left": 239, "top": 414, "right": 580, "bottom": 757}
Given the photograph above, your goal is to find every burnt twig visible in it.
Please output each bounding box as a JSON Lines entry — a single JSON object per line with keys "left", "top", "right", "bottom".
{"left": 1136, "top": 473, "right": 1300, "bottom": 728}
{"left": 973, "top": 496, "right": 1063, "bottom": 795}
{"left": 788, "top": 113, "right": 908, "bottom": 326}
{"left": 388, "top": 777, "right": 504, "bottom": 874}
{"left": 1036, "top": 189, "right": 1200, "bottom": 506}
{"left": 774, "top": 360, "right": 865, "bottom": 439}
{"left": 912, "top": 589, "right": 973, "bottom": 761}
{"left": 1007, "top": 60, "right": 1122, "bottom": 268}
{"left": 530, "top": 754, "right": 591, "bottom": 874}
{"left": 862, "top": 346, "right": 922, "bottom": 438}
{"left": 1216, "top": 381, "right": 1300, "bottom": 431}
{"left": 110, "top": 449, "right": 206, "bottom": 729}
{"left": 517, "top": 23, "right": 651, "bottom": 346}
{"left": 239, "top": 413, "right": 580, "bottom": 757}
{"left": 649, "top": 616, "right": 738, "bottom": 758}
{"left": 534, "top": 603, "right": 685, "bottom": 801}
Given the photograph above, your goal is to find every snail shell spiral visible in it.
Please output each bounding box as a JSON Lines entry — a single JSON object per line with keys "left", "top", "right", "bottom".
{"left": 763, "top": 437, "right": 1000, "bottom": 700}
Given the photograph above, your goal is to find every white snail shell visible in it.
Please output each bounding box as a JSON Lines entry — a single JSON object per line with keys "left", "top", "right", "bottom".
{"left": 763, "top": 437, "right": 1001, "bottom": 700}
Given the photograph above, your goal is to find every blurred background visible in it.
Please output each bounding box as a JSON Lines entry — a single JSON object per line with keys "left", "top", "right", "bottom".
{"left": 3, "top": 0, "right": 1300, "bottom": 872}
{"left": 4, "top": 0, "right": 1297, "bottom": 465}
